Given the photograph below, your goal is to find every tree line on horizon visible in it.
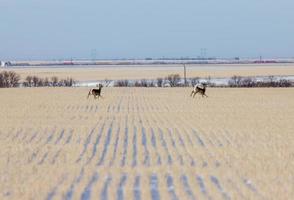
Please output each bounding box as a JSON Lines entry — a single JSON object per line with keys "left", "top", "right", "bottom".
{"left": 0, "top": 71, "right": 76, "bottom": 88}
{"left": 0, "top": 70, "right": 292, "bottom": 88}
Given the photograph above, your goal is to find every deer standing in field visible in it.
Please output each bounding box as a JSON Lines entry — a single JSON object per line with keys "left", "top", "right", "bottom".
{"left": 190, "top": 83, "right": 208, "bottom": 98}
{"left": 87, "top": 84, "right": 103, "bottom": 99}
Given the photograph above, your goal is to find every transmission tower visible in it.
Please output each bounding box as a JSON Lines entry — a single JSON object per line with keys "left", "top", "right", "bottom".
{"left": 200, "top": 48, "right": 207, "bottom": 59}
{"left": 91, "top": 49, "right": 97, "bottom": 61}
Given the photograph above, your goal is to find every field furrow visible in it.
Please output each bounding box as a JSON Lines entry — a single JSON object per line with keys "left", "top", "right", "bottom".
{"left": 0, "top": 88, "right": 293, "bottom": 199}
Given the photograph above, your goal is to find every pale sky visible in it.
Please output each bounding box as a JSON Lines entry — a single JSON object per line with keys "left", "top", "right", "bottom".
{"left": 0, "top": 0, "right": 293, "bottom": 60}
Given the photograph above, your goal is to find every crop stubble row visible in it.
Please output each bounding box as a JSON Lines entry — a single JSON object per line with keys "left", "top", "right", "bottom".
{"left": 1, "top": 88, "right": 294, "bottom": 199}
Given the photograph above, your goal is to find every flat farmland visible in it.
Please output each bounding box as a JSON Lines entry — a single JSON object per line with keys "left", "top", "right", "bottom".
{"left": 0, "top": 87, "right": 294, "bottom": 200}
{"left": 6, "top": 63, "right": 294, "bottom": 81}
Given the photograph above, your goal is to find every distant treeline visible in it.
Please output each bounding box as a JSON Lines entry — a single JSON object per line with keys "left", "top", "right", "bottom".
{"left": 114, "top": 74, "right": 182, "bottom": 87}
{"left": 0, "top": 71, "right": 76, "bottom": 88}
{"left": 0, "top": 71, "right": 293, "bottom": 88}
{"left": 23, "top": 76, "right": 76, "bottom": 87}
{"left": 114, "top": 74, "right": 293, "bottom": 88}
{"left": 227, "top": 75, "right": 292, "bottom": 88}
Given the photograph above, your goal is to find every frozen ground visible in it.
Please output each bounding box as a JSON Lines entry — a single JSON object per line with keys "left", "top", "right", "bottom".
{"left": 4, "top": 63, "right": 294, "bottom": 82}
{"left": 0, "top": 88, "right": 293, "bottom": 199}
{"left": 75, "top": 75, "right": 294, "bottom": 87}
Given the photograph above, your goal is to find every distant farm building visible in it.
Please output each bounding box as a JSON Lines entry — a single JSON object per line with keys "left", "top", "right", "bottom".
{"left": 0, "top": 61, "right": 12, "bottom": 67}
{"left": 254, "top": 60, "right": 277, "bottom": 64}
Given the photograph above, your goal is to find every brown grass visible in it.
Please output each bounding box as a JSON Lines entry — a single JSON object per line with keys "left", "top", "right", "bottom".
{"left": 0, "top": 87, "right": 293, "bottom": 199}
{"left": 3, "top": 63, "right": 294, "bottom": 81}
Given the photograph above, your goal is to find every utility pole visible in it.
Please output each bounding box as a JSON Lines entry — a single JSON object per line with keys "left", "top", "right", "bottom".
{"left": 184, "top": 64, "right": 187, "bottom": 86}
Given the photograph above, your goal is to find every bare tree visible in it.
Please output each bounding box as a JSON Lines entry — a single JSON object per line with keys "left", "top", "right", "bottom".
{"left": 241, "top": 77, "right": 255, "bottom": 87}
{"left": 44, "top": 77, "right": 50, "bottom": 86}
{"left": 278, "top": 79, "right": 291, "bottom": 87}
{"left": 8, "top": 71, "right": 20, "bottom": 87}
{"left": 148, "top": 80, "right": 155, "bottom": 87}
{"left": 0, "top": 73, "right": 4, "bottom": 88}
{"left": 0, "top": 71, "right": 20, "bottom": 88}
{"left": 268, "top": 75, "right": 275, "bottom": 83}
{"left": 134, "top": 80, "right": 141, "bottom": 87}
{"left": 140, "top": 79, "right": 148, "bottom": 87}
{"left": 104, "top": 79, "right": 112, "bottom": 87}
{"left": 229, "top": 75, "right": 242, "bottom": 87}
{"left": 3, "top": 71, "right": 10, "bottom": 87}
{"left": 114, "top": 80, "right": 129, "bottom": 87}
{"left": 32, "top": 76, "right": 40, "bottom": 87}
{"left": 38, "top": 78, "right": 45, "bottom": 87}
{"left": 25, "top": 76, "right": 33, "bottom": 87}
{"left": 166, "top": 74, "right": 181, "bottom": 87}
{"left": 157, "top": 77, "right": 163, "bottom": 87}
{"left": 62, "top": 78, "right": 74, "bottom": 86}
{"left": 267, "top": 75, "right": 276, "bottom": 87}
{"left": 51, "top": 76, "right": 59, "bottom": 87}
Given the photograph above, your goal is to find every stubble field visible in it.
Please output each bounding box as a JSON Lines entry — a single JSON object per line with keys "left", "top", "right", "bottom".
{"left": 8, "top": 63, "right": 294, "bottom": 81}
{"left": 0, "top": 87, "right": 294, "bottom": 200}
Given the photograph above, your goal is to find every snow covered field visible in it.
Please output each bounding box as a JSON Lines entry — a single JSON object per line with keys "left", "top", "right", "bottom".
{"left": 0, "top": 87, "right": 293, "bottom": 199}
{"left": 75, "top": 75, "right": 294, "bottom": 87}
{"left": 4, "top": 63, "right": 294, "bottom": 82}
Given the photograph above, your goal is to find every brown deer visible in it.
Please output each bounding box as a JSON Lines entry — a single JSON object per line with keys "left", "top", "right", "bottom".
{"left": 87, "top": 84, "right": 103, "bottom": 99}
{"left": 190, "top": 83, "right": 208, "bottom": 98}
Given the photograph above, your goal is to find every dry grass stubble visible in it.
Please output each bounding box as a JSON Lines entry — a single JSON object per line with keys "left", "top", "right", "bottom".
{"left": 0, "top": 87, "right": 293, "bottom": 199}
